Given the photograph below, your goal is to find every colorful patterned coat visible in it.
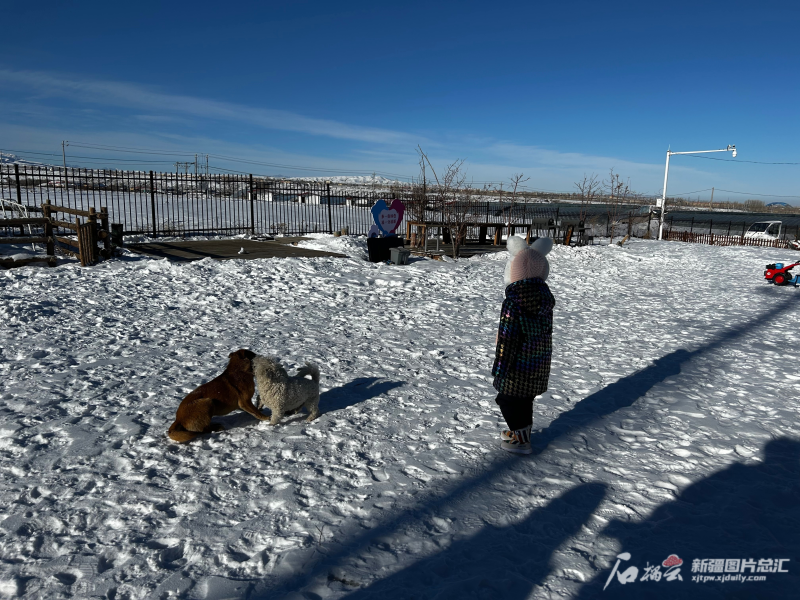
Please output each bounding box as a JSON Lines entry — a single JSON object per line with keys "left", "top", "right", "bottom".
{"left": 492, "top": 277, "right": 555, "bottom": 397}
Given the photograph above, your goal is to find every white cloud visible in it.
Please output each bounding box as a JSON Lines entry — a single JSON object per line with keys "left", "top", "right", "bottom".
{"left": 0, "top": 69, "right": 426, "bottom": 146}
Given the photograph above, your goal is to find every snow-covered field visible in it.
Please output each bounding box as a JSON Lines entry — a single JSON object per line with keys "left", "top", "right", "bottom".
{"left": 1, "top": 237, "right": 799, "bottom": 599}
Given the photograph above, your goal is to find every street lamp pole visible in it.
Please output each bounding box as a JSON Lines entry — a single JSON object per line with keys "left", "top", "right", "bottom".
{"left": 657, "top": 145, "right": 736, "bottom": 240}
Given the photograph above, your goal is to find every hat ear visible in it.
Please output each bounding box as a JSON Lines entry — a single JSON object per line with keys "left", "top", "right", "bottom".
{"left": 506, "top": 236, "right": 529, "bottom": 257}
{"left": 530, "top": 237, "right": 553, "bottom": 256}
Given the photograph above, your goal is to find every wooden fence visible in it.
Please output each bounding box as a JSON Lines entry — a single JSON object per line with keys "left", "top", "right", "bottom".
{"left": 1, "top": 201, "right": 110, "bottom": 268}
{"left": 0, "top": 215, "right": 57, "bottom": 268}
{"left": 665, "top": 230, "right": 792, "bottom": 249}
{"left": 42, "top": 201, "right": 111, "bottom": 266}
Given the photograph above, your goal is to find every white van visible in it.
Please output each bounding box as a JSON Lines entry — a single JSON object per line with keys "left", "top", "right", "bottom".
{"left": 744, "top": 221, "right": 783, "bottom": 240}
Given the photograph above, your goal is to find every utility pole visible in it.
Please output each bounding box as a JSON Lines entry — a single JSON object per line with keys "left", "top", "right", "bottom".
{"left": 657, "top": 146, "right": 736, "bottom": 240}
{"left": 61, "top": 140, "right": 69, "bottom": 171}
{"left": 195, "top": 153, "right": 198, "bottom": 176}
{"left": 710, "top": 187, "right": 714, "bottom": 210}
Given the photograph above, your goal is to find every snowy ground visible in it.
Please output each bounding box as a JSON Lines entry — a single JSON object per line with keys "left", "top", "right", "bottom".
{"left": 1, "top": 237, "right": 799, "bottom": 599}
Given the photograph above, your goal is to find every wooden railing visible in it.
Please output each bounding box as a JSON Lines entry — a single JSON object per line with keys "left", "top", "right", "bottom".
{"left": 41, "top": 201, "right": 110, "bottom": 266}
{"left": 0, "top": 216, "right": 57, "bottom": 268}
{"left": 665, "top": 230, "right": 792, "bottom": 249}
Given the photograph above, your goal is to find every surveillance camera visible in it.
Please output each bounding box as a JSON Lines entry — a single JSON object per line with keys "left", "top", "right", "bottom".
{"left": 732, "top": 149, "right": 737, "bottom": 158}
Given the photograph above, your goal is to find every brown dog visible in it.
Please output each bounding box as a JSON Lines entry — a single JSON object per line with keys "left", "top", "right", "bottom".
{"left": 167, "top": 349, "right": 269, "bottom": 442}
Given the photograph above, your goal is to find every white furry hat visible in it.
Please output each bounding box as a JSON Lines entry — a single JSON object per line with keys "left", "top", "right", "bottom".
{"left": 503, "top": 236, "right": 553, "bottom": 285}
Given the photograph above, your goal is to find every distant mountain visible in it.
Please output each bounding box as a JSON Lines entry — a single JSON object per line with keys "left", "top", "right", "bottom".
{"left": 296, "top": 174, "right": 406, "bottom": 186}
{"left": 0, "top": 152, "right": 49, "bottom": 167}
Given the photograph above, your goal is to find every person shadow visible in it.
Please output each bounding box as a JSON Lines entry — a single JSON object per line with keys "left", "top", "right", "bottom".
{"left": 339, "top": 483, "right": 607, "bottom": 600}
{"left": 532, "top": 349, "right": 690, "bottom": 453}
{"left": 531, "top": 291, "right": 800, "bottom": 454}
{"left": 577, "top": 438, "right": 800, "bottom": 599}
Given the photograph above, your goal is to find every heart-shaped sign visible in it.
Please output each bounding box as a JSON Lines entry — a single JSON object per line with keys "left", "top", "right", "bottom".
{"left": 370, "top": 199, "right": 405, "bottom": 236}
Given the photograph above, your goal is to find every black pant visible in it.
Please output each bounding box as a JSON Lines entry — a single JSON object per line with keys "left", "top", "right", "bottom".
{"left": 495, "top": 393, "right": 533, "bottom": 431}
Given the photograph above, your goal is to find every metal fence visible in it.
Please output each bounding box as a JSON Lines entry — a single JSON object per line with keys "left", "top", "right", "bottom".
{"left": 664, "top": 215, "right": 800, "bottom": 242}
{"left": 0, "top": 164, "right": 657, "bottom": 240}
{"left": 1, "top": 164, "right": 410, "bottom": 237}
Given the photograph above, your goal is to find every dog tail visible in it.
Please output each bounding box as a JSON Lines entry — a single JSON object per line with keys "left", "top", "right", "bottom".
{"left": 296, "top": 362, "right": 320, "bottom": 383}
{"left": 167, "top": 420, "right": 201, "bottom": 443}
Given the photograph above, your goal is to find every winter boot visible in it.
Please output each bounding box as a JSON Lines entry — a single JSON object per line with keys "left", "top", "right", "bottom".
{"left": 500, "top": 425, "right": 532, "bottom": 455}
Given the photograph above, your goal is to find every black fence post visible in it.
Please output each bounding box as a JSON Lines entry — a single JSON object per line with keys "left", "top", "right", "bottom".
{"left": 249, "top": 174, "right": 255, "bottom": 235}
{"left": 14, "top": 163, "right": 23, "bottom": 206}
{"left": 149, "top": 171, "right": 157, "bottom": 237}
{"left": 326, "top": 183, "right": 333, "bottom": 234}
{"left": 727, "top": 221, "right": 732, "bottom": 236}
{"left": 709, "top": 219, "right": 713, "bottom": 235}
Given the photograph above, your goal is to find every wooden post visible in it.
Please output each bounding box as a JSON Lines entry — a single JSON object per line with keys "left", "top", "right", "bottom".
{"left": 88, "top": 207, "right": 98, "bottom": 263}
{"left": 249, "top": 174, "right": 255, "bottom": 235}
{"left": 326, "top": 182, "right": 333, "bottom": 235}
{"left": 100, "top": 206, "right": 110, "bottom": 252}
{"left": 149, "top": 171, "right": 157, "bottom": 237}
{"left": 76, "top": 218, "right": 86, "bottom": 267}
{"left": 43, "top": 200, "right": 54, "bottom": 256}
{"left": 14, "top": 164, "right": 23, "bottom": 206}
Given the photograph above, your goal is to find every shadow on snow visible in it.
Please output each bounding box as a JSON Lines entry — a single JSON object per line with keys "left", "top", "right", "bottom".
{"left": 249, "top": 295, "right": 799, "bottom": 598}
{"left": 342, "top": 483, "right": 607, "bottom": 600}
{"left": 579, "top": 437, "right": 800, "bottom": 599}
{"left": 215, "top": 377, "right": 404, "bottom": 431}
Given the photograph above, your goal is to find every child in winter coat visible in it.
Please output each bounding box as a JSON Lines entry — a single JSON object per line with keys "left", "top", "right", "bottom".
{"left": 492, "top": 236, "right": 555, "bottom": 455}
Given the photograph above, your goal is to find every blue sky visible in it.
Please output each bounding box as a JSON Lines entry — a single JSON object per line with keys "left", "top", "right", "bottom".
{"left": 1, "top": 0, "right": 798, "bottom": 201}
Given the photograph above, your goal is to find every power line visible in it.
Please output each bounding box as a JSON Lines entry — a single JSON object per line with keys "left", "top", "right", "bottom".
{"left": 669, "top": 188, "right": 714, "bottom": 197}
{"left": 66, "top": 141, "right": 415, "bottom": 179}
{"left": 67, "top": 142, "right": 199, "bottom": 158}
{"left": 715, "top": 188, "right": 800, "bottom": 199}
{"left": 688, "top": 155, "right": 800, "bottom": 165}
{"left": 3, "top": 149, "right": 177, "bottom": 164}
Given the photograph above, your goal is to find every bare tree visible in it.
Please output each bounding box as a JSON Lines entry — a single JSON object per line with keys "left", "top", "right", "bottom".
{"left": 405, "top": 153, "right": 429, "bottom": 240}
{"left": 507, "top": 173, "right": 530, "bottom": 230}
{"left": 603, "top": 168, "right": 632, "bottom": 244}
{"left": 417, "top": 146, "right": 472, "bottom": 259}
{"left": 574, "top": 173, "right": 601, "bottom": 222}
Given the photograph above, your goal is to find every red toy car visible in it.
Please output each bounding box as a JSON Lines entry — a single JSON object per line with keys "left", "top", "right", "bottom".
{"left": 764, "top": 262, "right": 800, "bottom": 286}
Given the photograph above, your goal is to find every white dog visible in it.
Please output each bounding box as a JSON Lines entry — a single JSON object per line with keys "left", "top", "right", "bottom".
{"left": 252, "top": 356, "right": 321, "bottom": 425}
